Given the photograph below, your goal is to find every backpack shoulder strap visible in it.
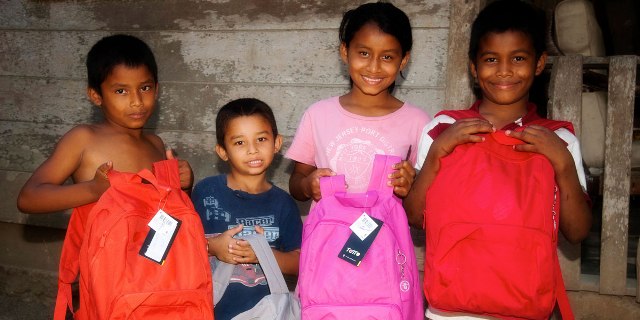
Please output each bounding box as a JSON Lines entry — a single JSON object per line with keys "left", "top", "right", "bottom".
{"left": 212, "top": 234, "right": 288, "bottom": 305}
{"left": 152, "top": 159, "right": 181, "bottom": 189}
{"left": 319, "top": 174, "right": 346, "bottom": 198}
{"left": 366, "top": 154, "right": 402, "bottom": 197}
{"left": 243, "top": 234, "right": 289, "bottom": 294}
{"left": 54, "top": 203, "right": 94, "bottom": 320}
{"left": 212, "top": 258, "right": 234, "bottom": 305}
{"left": 436, "top": 109, "right": 481, "bottom": 120}
{"left": 528, "top": 118, "right": 575, "bottom": 134}
{"left": 554, "top": 253, "right": 575, "bottom": 319}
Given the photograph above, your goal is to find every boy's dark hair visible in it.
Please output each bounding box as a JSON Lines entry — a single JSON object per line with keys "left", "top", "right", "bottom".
{"left": 215, "top": 98, "right": 279, "bottom": 146}
{"left": 86, "top": 34, "right": 158, "bottom": 95}
{"left": 469, "top": 0, "right": 547, "bottom": 61}
{"left": 339, "top": 1, "right": 412, "bottom": 57}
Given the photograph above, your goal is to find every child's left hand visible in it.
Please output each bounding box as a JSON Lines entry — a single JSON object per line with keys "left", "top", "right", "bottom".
{"left": 166, "top": 149, "right": 194, "bottom": 191}
{"left": 506, "top": 126, "right": 573, "bottom": 173}
{"left": 228, "top": 226, "right": 265, "bottom": 264}
{"left": 389, "top": 160, "right": 415, "bottom": 198}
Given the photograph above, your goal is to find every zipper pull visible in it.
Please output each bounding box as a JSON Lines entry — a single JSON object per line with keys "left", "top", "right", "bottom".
{"left": 552, "top": 186, "right": 558, "bottom": 242}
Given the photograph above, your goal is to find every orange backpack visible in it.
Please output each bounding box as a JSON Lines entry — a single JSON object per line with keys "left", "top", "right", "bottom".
{"left": 54, "top": 159, "right": 214, "bottom": 319}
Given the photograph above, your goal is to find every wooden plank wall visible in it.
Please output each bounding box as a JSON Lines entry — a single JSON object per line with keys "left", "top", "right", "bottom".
{"left": 600, "top": 56, "right": 637, "bottom": 295}
{"left": 548, "top": 55, "right": 639, "bottom": 297}
{"left": 0, "top": 0, "right": 450, "bottom": 229}
{"left": 548, "top": 55, "right": 584, "bottom": 290}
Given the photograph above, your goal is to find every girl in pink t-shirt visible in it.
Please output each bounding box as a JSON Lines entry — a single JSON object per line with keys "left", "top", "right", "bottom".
{"left": 286, "top": 2, "right": 430, "bottom": 201}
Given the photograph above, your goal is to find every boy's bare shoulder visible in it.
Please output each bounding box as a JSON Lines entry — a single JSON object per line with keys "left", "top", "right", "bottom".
{"left": 55, "top": 124, "right": 100, "bottom": 153}
{"left": 143, "top": 131, "right": 166, "bottom": 152}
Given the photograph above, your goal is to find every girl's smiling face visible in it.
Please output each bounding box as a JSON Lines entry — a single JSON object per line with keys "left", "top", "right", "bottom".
{"left": 470, "top": 30, "right": 546, "bottom": 109}
{"left": 341, "top": 23, "right": 410, "bottom": 98}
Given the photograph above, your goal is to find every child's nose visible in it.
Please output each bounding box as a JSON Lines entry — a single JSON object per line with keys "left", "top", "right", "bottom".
{"left": 247, "top": 142, "right": 258, "bottom": 154}
{"left": 496, "top": 61, "right": 513, "bottom": 77}
{"left": 367, "top": 57, "right": 382, "bottom": 72}
{"left": 130, "top": 91, "right": 143, "bottom": 107}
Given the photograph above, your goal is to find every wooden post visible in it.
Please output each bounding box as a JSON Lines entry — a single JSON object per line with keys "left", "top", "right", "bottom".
{"left": 599, "top": 56, "right": 637, "bottom": 295}
{"left": 444, "top": 0, "right": 484, "bottom": 110}
{"left": 547, "top": 55, "right": 584, "bottom": 290}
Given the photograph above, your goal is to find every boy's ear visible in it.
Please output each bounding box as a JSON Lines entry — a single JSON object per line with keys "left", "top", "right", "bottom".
{"left": 215, "top": 144, "right": 229, "bottom": 161}
{"left": 399, "top": 51, "right": 411, "bottom": 71}
{"left": 274, "top": 134, "right": 283, "bottom": 153}
{"left": 469, "top": 60, "right": 478, "bottom": 80}
{"left": 87, "top": 87, "right": 102, "bottom": 106}
{"left": 340, "top": 42, "right": 349, "bottom": 64}
{"left": 534, "top": 52, "right": 548, "bottom": 76}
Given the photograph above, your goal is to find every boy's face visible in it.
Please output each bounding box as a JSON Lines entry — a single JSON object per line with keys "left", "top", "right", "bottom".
{"left": 215, "top": 115, "right": 282, "bottom": 178}
{"left": 88, "top": 64, "right": 158, "bottom": 130}
{"left": 470, "top": 30, "right": 546, "bottom": 108}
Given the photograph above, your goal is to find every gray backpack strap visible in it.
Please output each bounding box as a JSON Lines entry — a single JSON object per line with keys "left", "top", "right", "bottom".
{"left": 212, "top": 234, "right": 288, "bottom": 305}
{"left": 242, "top": 234, "right": 289, "bottom": 294}
{"left": 212, "top": 256, "right": 235, "bottom": 305}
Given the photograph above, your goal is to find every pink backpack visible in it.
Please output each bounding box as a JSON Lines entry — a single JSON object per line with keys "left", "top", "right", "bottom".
{"left": 298, "top": 154, "right": 423, "bottom": 320}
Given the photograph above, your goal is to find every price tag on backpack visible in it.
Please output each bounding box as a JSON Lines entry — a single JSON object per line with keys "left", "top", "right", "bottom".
{"left": 339, "top": 215, "right": 383, "bottom": 267}
{"left": 140, "top": 209, "right": 182, "bottom": 264}
{"left": 350, "top": 212, "right": 379, "bottom": 240}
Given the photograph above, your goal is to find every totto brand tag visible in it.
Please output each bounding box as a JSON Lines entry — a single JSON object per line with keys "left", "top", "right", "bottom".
{"left": 349, "top": 212, "right": 379, "bottom": 241}
{"left": 339, "top": 216, "right": 383, "bottom": 267}
{"left": 140, "top": 209, "right": 181, "bottom": 264}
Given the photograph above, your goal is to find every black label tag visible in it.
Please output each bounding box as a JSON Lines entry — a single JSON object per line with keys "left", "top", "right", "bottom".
{"left": 338, "top": 216, "right": 383, "bottom": 266}
{"left": 139, "top": 211, "right": 182, "bottom": 265}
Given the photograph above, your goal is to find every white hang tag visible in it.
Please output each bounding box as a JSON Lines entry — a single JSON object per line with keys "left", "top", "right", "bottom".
{"left": 350, "top": 212, "right": 379, "bottom": 241}
{"left": 142, "top": 209, "right": 180, "bottom": 264}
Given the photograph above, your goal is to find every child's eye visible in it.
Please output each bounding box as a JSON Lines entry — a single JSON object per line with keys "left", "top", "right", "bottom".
{"left": 513, "top": 56, "right": 526, "bottom": 62}
{"left": 484, "top": 57, "right": 497, "bottom": 63}
{"left": 234, "top": 141, "right": 244, "bottom": 146}
{"left": 381, "top": 55, "right": 393, "bottom": 61}
{"left": 359, "top": 51, "right": 369, "bottom": 57}
{"left": 140, "top": 85, "right": 154, "bottom": 92}
{"left": 115, "top": 89, "right": 126, "bottom": 94}
{"left": 257, "top": 137, "right": 268, "bottom": 142}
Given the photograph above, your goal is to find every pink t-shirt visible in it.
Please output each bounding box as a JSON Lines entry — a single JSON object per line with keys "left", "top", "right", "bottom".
{"left": 286, "top": 96, "right": 431, "bottom": 193}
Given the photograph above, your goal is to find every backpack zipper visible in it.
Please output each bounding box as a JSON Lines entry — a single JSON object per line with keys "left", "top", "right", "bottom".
{"left": 552, "top": 186, "right": 558, "bottom": 242}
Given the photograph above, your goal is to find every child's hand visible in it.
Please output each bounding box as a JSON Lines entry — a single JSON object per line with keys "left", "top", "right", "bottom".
{"left": 389, "top": 160, "right": 415, "bottom": 198}
{"left": 228, "top": 226, "right": 265, "bottom": 264}
{"left": 166, "top": 149, "right": 194, "bottom": 191}
{"left": 207, "top": 224, "right": 244, "bottom": 264}
{"left": 432, "top": 118, "right": 495, "bottom": 159}
{"left": 303, "top": 168, "right": 336, "bottom": 201}
{"left": 506, "top": 126, "right": 573, "bottom": 174}
{"left": 90, "top": 161, "right": 112, "bottom": 197}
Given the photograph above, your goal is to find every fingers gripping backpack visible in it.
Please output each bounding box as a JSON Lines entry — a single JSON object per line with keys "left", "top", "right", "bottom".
{"left": 298, "top": 154, "right": 423, "bottom": 320}
{"left": 424, "top": 111, "right": 575, "bottom": 320}
{"left": 54, "top": 159, "right": 214, "bottom": 320}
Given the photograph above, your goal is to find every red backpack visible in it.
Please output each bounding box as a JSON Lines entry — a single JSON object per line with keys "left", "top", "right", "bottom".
{"left": 424, "top": 110, "right": 574, "bottom": 320}
{"left": 54, "top": 159, "right": 214, "bottom": 320}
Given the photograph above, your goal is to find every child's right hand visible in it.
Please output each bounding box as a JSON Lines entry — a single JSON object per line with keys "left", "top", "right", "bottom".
{"left": 207, "top": 224, "right": 244, "bottom": 264}
{"left": 431, "top": 118, "right": 495, "bottom": 159}
{"left": 90, "top": 161, "right": 112, "bottom": 198}
{"left": 290, "top": 161, "right": 336, "bottom": 202}
{"left": 302, "top": 168, "right": 336, "bottom": 201}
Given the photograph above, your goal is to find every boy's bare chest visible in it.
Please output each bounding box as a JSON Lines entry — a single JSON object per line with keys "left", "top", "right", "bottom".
{"left": 78, "top": 134, "right": 165, "bottom": 179}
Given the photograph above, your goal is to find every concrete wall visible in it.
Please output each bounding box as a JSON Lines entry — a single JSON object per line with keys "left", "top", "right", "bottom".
{"left": 0, "top": 0, "right": 449, "bottom": 265}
